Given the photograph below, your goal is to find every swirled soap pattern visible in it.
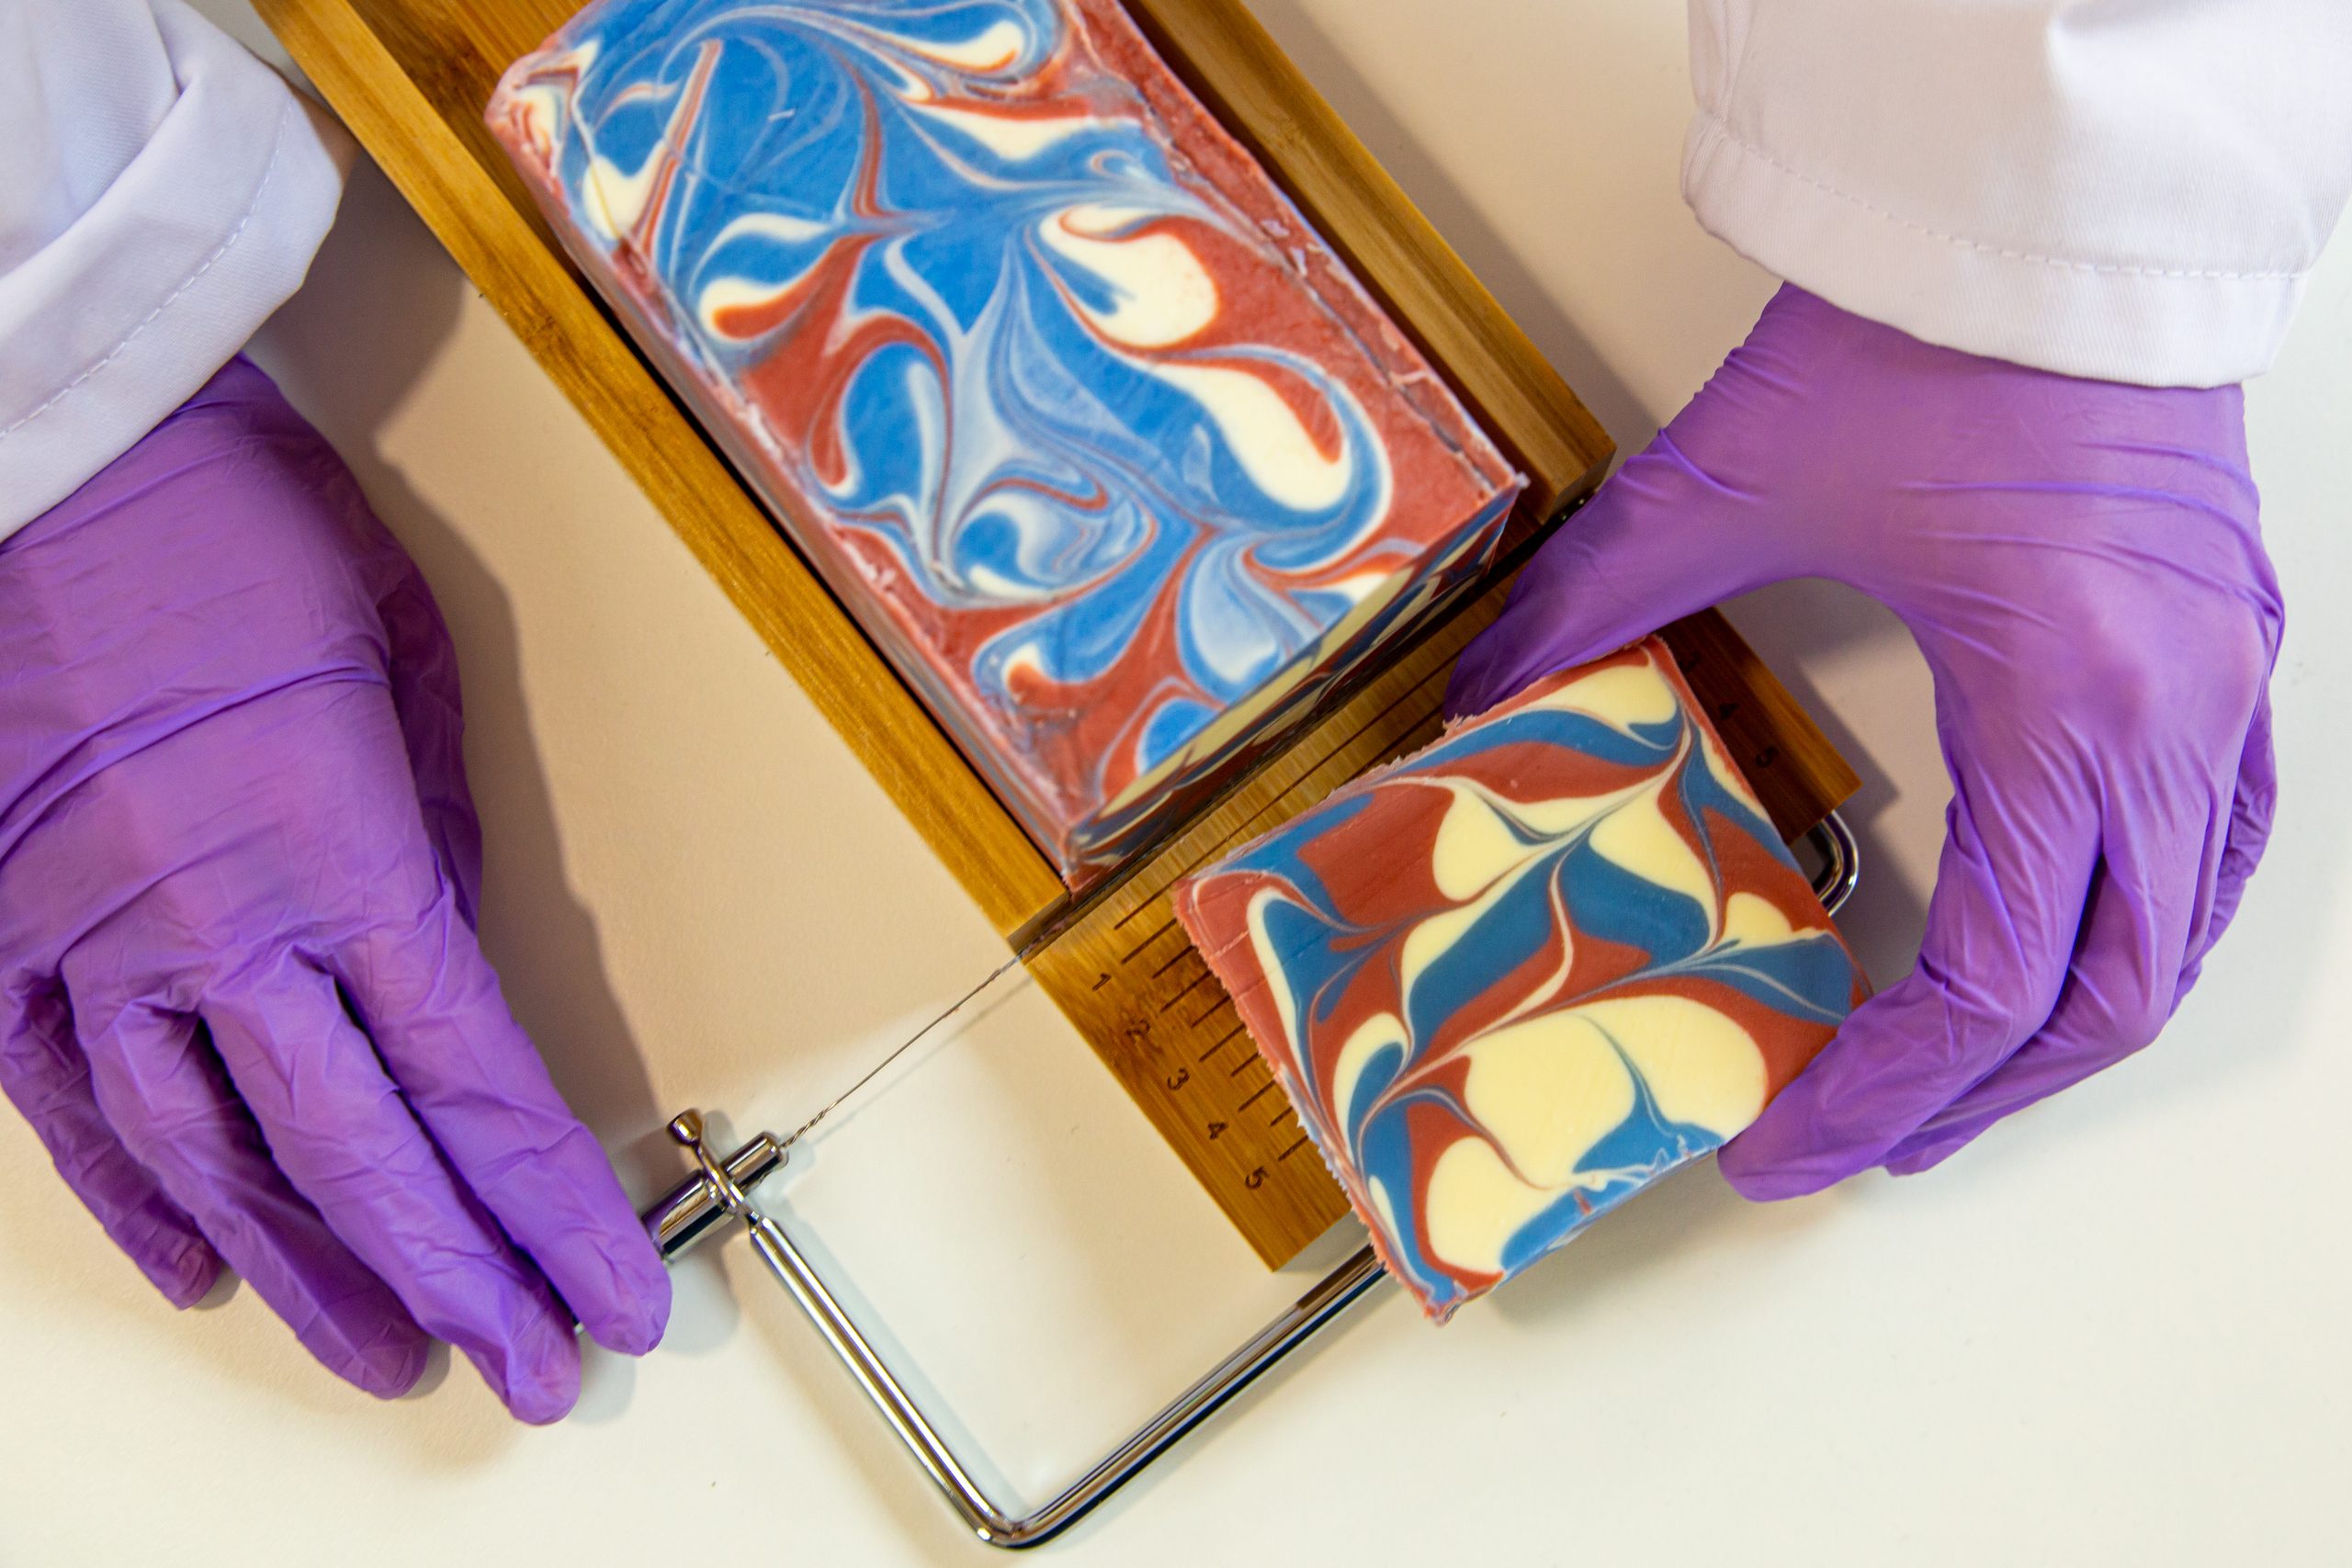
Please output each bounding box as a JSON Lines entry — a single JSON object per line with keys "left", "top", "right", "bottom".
{"left": 490, "top": 0, "right": 1523, "bottom": 881}
{"left": 1173, "top": 640, "right": 1864, "bottom": 1320}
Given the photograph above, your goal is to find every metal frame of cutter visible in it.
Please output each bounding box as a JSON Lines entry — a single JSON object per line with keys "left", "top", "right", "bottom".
{"left": 642, "top": 812, "right": 1862, "bottom": 1550}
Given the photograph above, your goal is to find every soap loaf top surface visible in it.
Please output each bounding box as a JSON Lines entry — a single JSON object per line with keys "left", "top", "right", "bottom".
{"left": 491, "top": 0, "right": 1522, "bottom": 879}
{"left": 1173, "top": 639, "right": 1864, "bottom": 1320}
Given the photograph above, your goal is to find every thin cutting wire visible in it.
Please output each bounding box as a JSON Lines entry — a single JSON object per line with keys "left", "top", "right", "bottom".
{"left": 777, "top": 950, "right": 1028, "bottom": 1149}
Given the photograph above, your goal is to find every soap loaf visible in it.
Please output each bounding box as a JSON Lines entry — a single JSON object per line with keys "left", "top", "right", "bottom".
{"left": 490, "top": 0, "right": 1524, "bottom": 883}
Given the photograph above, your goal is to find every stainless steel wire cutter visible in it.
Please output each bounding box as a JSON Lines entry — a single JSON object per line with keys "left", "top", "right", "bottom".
{"left": 641, "top": 813, "right": 1860, "bottom": 1550}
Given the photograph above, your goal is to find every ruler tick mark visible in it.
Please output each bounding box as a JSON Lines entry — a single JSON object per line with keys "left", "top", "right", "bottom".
{"left": 1277, "top": 1132, "right": 1311, "bottom": 1162}
{"left": 1149, "top": 942, "right": 1199, "bottom": 980}
{"left": 1238, "top": 1080, "right": 1276, "bottom": 1110}
{"left": 1192, "top": 789, "right": 1296, "bottom": 866}
{"left": 1157, "top": 966, "right": 1214, "bottom": 1014}
{"left": 1320, "top": 658, "right": 1449, "bottom": 775}
{"left": 1187, "top": 992, "right": 1235, "bottom": 1028}
{"left": 1116, "top": 915, "right": 1176, "bottom": 966}
{"left": 1198, "top": 1019, "right": 1249, "bottom": 1062}
{"left": 1336, "top": 665, "right": 1438, "bottom": 755}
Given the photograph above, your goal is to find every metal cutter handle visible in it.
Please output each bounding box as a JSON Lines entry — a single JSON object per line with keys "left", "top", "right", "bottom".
{"left": 644, "top": 1111, "right": 1384, "bottom": 1549}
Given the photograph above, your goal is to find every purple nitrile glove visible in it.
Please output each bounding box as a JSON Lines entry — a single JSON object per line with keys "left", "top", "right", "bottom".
{"left": 1450, "top": 285, "right": 2283, "bottom": 1197}
{"left": 0, "top": 356, "right": 669, "bottom": 1421}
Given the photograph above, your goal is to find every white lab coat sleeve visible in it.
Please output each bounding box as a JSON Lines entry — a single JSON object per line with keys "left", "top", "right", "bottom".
{"left": 0, "top": 0, "right": 353, "bottom": 543}
{"left": 1681, "top": 0, "right": 2352, "bottom": 387}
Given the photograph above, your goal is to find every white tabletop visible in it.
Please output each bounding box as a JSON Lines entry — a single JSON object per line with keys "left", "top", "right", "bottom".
{"left": 6, "top": 2, "right": 2346, "bottom": 1562}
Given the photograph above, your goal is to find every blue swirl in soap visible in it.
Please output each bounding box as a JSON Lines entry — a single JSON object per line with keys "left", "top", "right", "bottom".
{"left": 520, "top": 0, "right": 1433, "bottom": 772}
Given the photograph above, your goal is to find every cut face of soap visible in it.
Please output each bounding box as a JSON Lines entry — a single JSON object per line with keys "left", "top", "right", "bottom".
{"left": 489, "top": 0, "right": 1523, "bottom": 884}
{"left": 1171, "top": 638, "right": 1863, "bottom": 1321}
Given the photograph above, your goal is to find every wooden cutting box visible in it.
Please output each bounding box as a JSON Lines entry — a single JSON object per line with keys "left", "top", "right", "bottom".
{"left": 254, "top": 0, "right": 1859, "bottom": 1268}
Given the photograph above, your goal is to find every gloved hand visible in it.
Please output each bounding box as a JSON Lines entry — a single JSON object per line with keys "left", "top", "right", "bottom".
{"left": 0, "top": 357, "right": 668, "bottom": 1421}
{"left": 1450, "top": 285, "right": 2282, "bottom": 1196}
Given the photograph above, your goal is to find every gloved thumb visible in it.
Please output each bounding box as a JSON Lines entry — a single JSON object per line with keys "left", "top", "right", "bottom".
{"left": 1448, "top": 423, "right": 1789, "bottom": 720}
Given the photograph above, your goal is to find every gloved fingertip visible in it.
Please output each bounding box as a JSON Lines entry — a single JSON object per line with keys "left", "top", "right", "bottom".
{"left": 623, "top": 1230, "right": 674, "bottom": 1354}
{"left": 1443, "top": 618, "right": 1572, "bottom": 724}
{"left": 110, "top": 1211, "right": 227, "bottom": 1309}
{"left": 154, "top": 1239, "right": 227, "bottom": 1310}
{"left": 506, "top": 1380, "right": 581, "bottom": 1427}
{"left": 1716, "top": 1148, "right": 1845, "bottom": 1202}
{"left": 318, "top": 1318, "right": 432, "bottom": 1402}
{"left": 527, "top": 1219, "right": 673, "bottom": 1356}
{"left": 1440, "top": 647, "right": 1503, "bottom": 724}
{"left": 1881, "top": 1124, "right": 1976, "bottom": 1179}
{"left": 1717, "top": 1096, "right": 1879, "bottom": 1201}
{"left": 494, "top": 1354, "right": 582, "bottom": 1427}
{"left": 594, "top": 1262, "right": 672, "bottom": 1359}
{"left": 357, "top": 1338, "right": 433, "bottom": 1402}
{"left": 472, "top": 1303, "right": 584, "bottom": 1426}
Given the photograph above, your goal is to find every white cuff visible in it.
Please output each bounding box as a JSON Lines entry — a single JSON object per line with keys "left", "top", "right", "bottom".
{"left": 1682, "top": 107, "right": 2307, "bottom": 390}
{"left": 0, "top": 0, "right": 354, "bottom": 544}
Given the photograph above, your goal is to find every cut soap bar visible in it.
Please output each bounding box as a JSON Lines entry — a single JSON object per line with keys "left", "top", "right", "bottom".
{"left": 1172, "top": 638, "right": 1864, "bottom": 1320}
{"left": 490, "top": 0, "right": 1523, "bottom": 884}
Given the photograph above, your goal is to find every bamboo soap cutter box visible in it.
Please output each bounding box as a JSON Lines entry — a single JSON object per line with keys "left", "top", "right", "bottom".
{"left": 256, "top": 0, "right": 1865, "bottom": 1545}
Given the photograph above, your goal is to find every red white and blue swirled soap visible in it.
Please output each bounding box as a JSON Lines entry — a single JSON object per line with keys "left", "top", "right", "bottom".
{"left": 1172, "top": 639, "right": 1864, "bottom": 1321}
{"left": 489, "top": 0, "right": 1523, "bottom": 883}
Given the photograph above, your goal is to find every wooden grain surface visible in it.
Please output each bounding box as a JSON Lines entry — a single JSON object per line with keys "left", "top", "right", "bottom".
{"left": 254, "top": 0, "right": 1859, "bottom": 1265}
